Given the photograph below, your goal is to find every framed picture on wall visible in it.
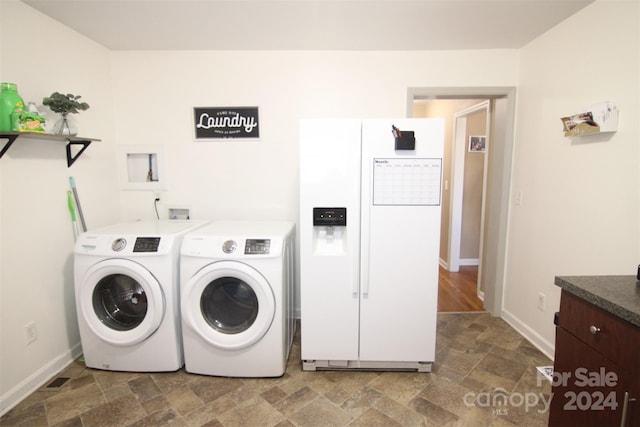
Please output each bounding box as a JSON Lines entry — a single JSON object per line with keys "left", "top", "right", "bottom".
{"left": 193, "top": 106, "right": 260, "bottom": 140}
{"left": 468, "top": 135, "right": 486, "bottom": 152}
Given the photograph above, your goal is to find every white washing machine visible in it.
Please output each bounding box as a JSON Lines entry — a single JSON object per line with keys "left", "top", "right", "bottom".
{"left": 74, "top": 219, "right": 208, "bottom": 372}
{"left": 180, "top": 221, "right": 295, "bottom": 377}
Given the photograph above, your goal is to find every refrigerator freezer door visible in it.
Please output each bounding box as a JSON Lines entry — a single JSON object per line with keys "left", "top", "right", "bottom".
{"left": 299, "top": 119, "right": 362, "bottom": 362}
{"left": 359, "top": 119, "right": 444, "bottom": 362}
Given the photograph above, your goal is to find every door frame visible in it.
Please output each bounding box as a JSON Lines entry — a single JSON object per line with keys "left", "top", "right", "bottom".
{"left": 406, "top": 87, "right": 516, "bottom": 316}
{"left": 449, "top": 100, "right": 491, "bottom": 277}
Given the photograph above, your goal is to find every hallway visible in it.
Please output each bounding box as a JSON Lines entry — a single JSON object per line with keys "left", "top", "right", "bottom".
{"left": 438, "top": 266, "right": 484, "bottom": 312}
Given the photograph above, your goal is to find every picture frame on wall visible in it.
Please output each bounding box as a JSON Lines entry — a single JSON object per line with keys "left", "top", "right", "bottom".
{"left": 193, "top": 106, "right": 260, "bottom": 140}
{"left": 468, "top": 135, "right": 486, "bottom": 152}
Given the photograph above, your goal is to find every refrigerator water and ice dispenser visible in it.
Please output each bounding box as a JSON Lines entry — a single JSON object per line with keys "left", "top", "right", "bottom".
{"left": 312, "top": 207, "right": 347, "bottom": 255}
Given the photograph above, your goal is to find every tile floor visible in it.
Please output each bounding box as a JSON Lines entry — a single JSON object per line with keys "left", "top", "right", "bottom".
{"left": 1, "top": 313, "right": 552, "bottom": 426}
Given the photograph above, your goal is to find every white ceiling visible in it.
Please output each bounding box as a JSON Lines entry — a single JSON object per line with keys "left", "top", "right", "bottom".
{"left": 21, "top": 0, "right": 594, "bottom": 51}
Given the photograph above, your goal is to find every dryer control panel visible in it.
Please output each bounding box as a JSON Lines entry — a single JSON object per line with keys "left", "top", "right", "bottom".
{"left": 245, "top": 239, "right": 270, "bottom": 255}
{"left": 133, "top": 237, "right": 161, "bottom": 252}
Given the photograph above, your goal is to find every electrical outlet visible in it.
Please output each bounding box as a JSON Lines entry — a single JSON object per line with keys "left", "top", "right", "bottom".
{"left": 25, "top": 322, "right": 38, "bottom": 345}
{"left": 537, "top": 293, "right": 546, "bottom": 312}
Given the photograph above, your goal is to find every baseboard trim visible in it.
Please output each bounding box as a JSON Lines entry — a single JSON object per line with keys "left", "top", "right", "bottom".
{"left": 501, "top": 309, "right": 555, "bottom": 361}
{"left": 0, "top": 342, "right": 83, "bottom": 417}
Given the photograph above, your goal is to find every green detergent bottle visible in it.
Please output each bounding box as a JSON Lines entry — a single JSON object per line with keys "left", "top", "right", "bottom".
{"left": 0, "top": 82, "right": 26, "bottom": 132}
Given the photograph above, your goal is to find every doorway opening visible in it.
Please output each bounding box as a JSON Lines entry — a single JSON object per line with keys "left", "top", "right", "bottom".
{"left": 408, "top": 87, "right": 517, "bottom": 316}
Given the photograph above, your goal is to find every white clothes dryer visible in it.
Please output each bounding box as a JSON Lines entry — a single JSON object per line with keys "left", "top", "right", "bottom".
{"left": 180, "top": 221, "right": 295, "bottom": 377}
{"left": 74, "top": 219, "right": 208, "bottom": 372}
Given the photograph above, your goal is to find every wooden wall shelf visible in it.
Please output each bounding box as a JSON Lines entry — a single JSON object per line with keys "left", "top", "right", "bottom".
{"left": 0, "top": 132, "right": 100, "bottom": 167}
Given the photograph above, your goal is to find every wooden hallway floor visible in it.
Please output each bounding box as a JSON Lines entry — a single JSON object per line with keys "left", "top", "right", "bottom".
{"left": 438, "top": 266, "right": 485, "bottom": 312}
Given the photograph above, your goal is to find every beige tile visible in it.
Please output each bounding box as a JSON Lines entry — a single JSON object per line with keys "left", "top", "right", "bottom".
{"left": 141, "top": 394, "right": 171, "bottom": 415}
{"left": 278, "top": 370, "right": 334, "bottom": 396}
{"left": 189, "top": 376, "right": 242, "bottom": 403}
{"left": 339, "top": 386, "right": 385, "bottom": 418}
{"left": 431, "top": 363, "right": 467, "bottom": 384}
{"left": 126, "top": 408, "right": 180, "bottom": 427}
{"left": 374, "top": 395, "right": 435, "bottom": 427}
{"left": 182, "top": 394, "right": 237, "bottom": 426}
{"left": 349, "top": 408, "right": 403, "bottom": 426}
{"left": 0, "top": 401, "right": 48, "bottom": 427}
{"left": 369, "top": 371, "right": 431, "bottom": 405}
{"left": 78, "top": 394, "right": 147, "bottom": 427}
{"left": 164, "top": 385, "right": 205, "bottom": 415}
{"left": 229, "top": 377, "right": 285, "bottom": 403}
{"left": 475, "top": 353, "right": 528, "bottom": 384}
{"left": 45, "top": 382, "right": 104, "bottom": 426}
{"left": 260, "top": 386, "right": 288, "bottom": 405}
{"left": 92, "top": 369, "right": 141, "bottom": 390}
{"left": 150, "top": 370, "right": 197, "bottom": 393}
{"left": 52, "top": 415, "right": 83, "bottom": 427}
{"left": 465, "top": 365, "right": 519, "bottom": 392}
{"left": 128, "top": 375, "right": 162, "bottom": 403}
{"left": 436, "top": 346, "right": 486, "bottom": 377}
{"left": 182, "top": 399, "right": 223, "bottom": 427}
{"left": 68, "top": 374, "right": 96, "bottom": 390}
{"left": 217, "top": 396, "right": 287, "bottom": 427}
{"left": 273, "top": 386, "right": 318, "bottom": 416}
{"left": 477, "top": 323, "right": 524, "bottom": 351}
{"left": 408, "top": 396, "right": 459, "bottom": 425}
{"left": 101, "top": 381, "right": 135, "bottom": 402}
{"left": 322, "top": 370, "right": 380, "bottom": 394}
{"left": 419, "top": 376, "right": 477, "bottom": 417}
{"left": 288, "top": 396, "right": 353, "bottom": 427}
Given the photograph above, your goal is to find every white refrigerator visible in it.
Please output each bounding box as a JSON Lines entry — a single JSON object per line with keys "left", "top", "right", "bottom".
{"left": 299, "top": 118, "right": 444, "bottom": 371}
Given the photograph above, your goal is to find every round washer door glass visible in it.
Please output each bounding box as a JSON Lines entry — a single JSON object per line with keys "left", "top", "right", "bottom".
{"left": 182, "top": 261, "right": 275, "bottom": 350}
{"left": 93, "top": 273, "right": 148, "bottom": 331}
{"left": 78, "top": 259, "right": 165, "bottom": 346}
{"left": 201, "top": 277, "right": 258, "bottom": 334}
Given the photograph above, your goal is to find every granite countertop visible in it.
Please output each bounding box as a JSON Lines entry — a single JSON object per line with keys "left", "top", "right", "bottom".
{"left": 555, "top": 275, "right": 640, "bottom": 328}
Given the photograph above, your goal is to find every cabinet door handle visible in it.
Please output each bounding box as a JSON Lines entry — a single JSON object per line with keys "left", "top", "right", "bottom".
{"left": 589, "top": 325, "right": 601, "bottom": 334}
{"left": 620, "top": 391, "right": 637, "bottom": 427}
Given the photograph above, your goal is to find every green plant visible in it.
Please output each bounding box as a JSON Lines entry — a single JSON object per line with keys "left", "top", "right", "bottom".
{"left": 42, "top": 92, "right": 90, "bottom": 115}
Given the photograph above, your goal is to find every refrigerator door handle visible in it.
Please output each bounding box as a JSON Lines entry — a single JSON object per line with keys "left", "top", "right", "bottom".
{"left": 360, "top": 223, "right": 370, "bottom": 296}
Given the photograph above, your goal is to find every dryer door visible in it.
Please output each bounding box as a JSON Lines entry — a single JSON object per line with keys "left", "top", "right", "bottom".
{"left": 78, "top": 259, "right": 165, "bottom": 346}
{"left": 182, "top": 261, "right": 275, "bottom": 350}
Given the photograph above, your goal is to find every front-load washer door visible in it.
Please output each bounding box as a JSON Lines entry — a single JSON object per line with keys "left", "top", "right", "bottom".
{"left": 78, "top": 259, "right": 165, "bottom": 346}
{"left": 182, "top": 261, "right": 275, "bottom": 350}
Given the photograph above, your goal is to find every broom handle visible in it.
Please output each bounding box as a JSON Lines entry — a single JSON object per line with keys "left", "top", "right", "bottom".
{"left": 69, "top": 177, "right": 87, "bottom": 232}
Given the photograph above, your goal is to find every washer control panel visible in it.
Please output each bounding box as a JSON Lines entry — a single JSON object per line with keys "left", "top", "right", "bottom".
{"left": 245, "top": 239, "right": 270, "bottom": 255}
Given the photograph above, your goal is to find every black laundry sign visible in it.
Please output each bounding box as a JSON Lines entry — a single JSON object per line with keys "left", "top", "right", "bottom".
{"left": 194, "top": 107, "right": 260, "bottom": 139}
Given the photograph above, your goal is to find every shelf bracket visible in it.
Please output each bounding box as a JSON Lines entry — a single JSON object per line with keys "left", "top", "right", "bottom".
{"left": 0, "top": 134, "right": 19, "bottom": 159}
{"left": 66, "top": 140, "right": 93, "bottom": 167}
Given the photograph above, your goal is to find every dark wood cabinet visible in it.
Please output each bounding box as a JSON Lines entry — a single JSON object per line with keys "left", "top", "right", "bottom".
{"left": 549, "top": 290, "right": 640, "bottom": 426}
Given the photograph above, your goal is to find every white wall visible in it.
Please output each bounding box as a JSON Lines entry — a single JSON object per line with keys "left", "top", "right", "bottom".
{"left": 110, "top": 50, "right": 519, "bottom": 223}
{"left": 502, "top": 0, "right": 640, "bottom": 358}
{"left": 0, "top": 0, "right": 119, "bottom": 414}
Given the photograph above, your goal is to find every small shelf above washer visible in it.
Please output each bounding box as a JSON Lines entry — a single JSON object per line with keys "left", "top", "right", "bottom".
{"left": 0, "top": 132, "right": 101, "bottom": 167}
